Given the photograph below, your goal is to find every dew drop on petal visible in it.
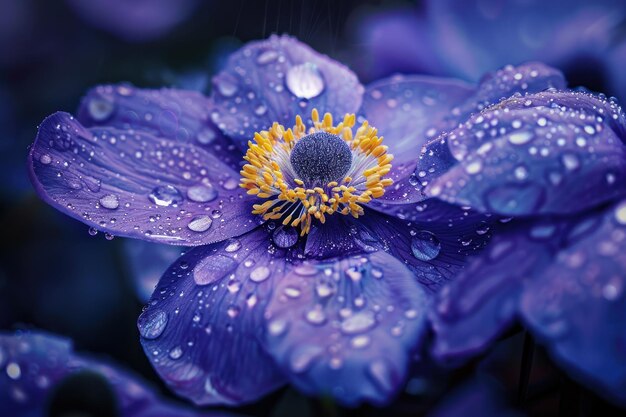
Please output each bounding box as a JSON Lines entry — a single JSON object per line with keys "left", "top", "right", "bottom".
{"left": 410, "top": 231, "right": 441, "bottom": 261}
{"left": 272, "top": 226, "right": 299, "bottom": 248}
{"left": 340, "top": 311, "right": 376, "bottom": 334}
{"left": 187, "top": 215, "right": 212, "bottom": 232}
{"left": 6, "top": 362, "right": 21, "bottom": 380}
{"left": 88, "top": 97, "right": 114, "bottom": 121}
{"left": 187, "top": 184, "right": 217, "bottom": 203}
{"left": 250, "top": 266, "right": 271, "bottom": 283}
{"left": 285, "top": 63, "right": 325, "bottom": 99}
{"left": 99, "top": 194, "right": 119, "bottom": 210}
{"left": 149, "top": 185, "right": 183, "bottom": 207}
{"left": 138, "top": 309, "right": 168, "bottom": 339}
{"left": 39, "top": 154, "right": 52, "bottom": 165}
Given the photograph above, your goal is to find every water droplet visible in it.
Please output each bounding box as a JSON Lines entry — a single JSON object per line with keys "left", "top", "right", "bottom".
{"left": 268, "top": 319, "right": 289, "bottom": 336}
{"left": 224, "top": 239, "right": 242, "bottom": 252}
{"left": 561, "top": 153, "right": 580, "bottom": 171}
{"left": 222, "top": 178, "right": 238, "bottom": 190}
{"left": 465, "top": 160, "right": 483, "bottom": 175}
{"left": 168, "top": 346, "right": 183, "bottom": 360}
{"left": 6, "top": 362, "right": 21, "bottom": 380}
{"left": 614, "top": 201, "right": 626, "bottom": 225}
{"left": 284, "top": 286, "right": 301, "bottom": 298}
{"left": 250, "top": 266, "right": 270, "bottom": 283}
{"left": 272, "top": 226, "right": 299, "bottom": 248}
{"left": 88, "top": 97, "right": 114, "bottom": 121}
{"left": 187, "top": 215, "right": 212, "bottom": 232}
{"left": 257, "top": 50, "right": 279, "bottom": 65}
{"left": 99, "top": 194, "right": 119, "bottom": 210}
{"left": 197, "top": 128, "right": 216, "bottom": 145}
{"left": 149, "top": 185, "right": 183, "bottom": 207}
{"left": 187, "top": 184, "right": 217, "bottom": 203}
{"left": 215, "top": 74, "right": 238, "bottom": 97}
{"left": 138, "top": 309, "right": 168, "bottom": 339}
{"left": 350, "top": 335, "right": 371, "bottom": 349}
{"left": 485, "top": 183, "right": 545, "bottom": 215}
{"left": 39, "top": 154, "right": 52, "bottom": 164}
{"left": 508, "top": 131, "right": 533, "bottom": 145}
{"left": 602, "top": 277, "right": 623, "bottom": 301}
{"left": 285, "top": 63, "right": 325, "bottom": 99}
{"left": 340, "top": 311, "right": 376, "bottom": 334}
{"left": 305, "top": 305, "right": 326, "bottom": 325}
{"left": 410, "top": 231, "right": 441, "bottom": 261}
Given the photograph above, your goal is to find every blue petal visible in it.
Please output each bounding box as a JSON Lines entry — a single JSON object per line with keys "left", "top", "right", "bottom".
{"left": 362, "top": 75, "right": 475, "bottom": 208}
{"left": 416, "top": 63, "right": 567, "bottom": 189}
{"left": 430, "top": 218, "right": 567, "bottom": 363}
{"left": 210, "top": 35, "right": 364, "bottom": 150}
{"left": 426, "top": 90, "right": 626, "bottom": 216}
{"left": 28, "top": 112, "right": 258, "bottom": 245}
{"left": 0, "top": 330, "right": 231, "bottom": 417}
{"left": 138, "top": 226, "right": 303, "bottom": 405}
{"left": 520, "top": 201, "right": 626, "bottom": 406}
{"left": 76, "top": 84, "right": 242, "bottom": 171}
{"left": 262, "top": 251, "right": 428, "bottom": 406}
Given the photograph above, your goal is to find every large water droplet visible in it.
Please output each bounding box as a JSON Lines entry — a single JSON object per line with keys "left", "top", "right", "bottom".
{"left": 508, "top": 131, "right": 534, "bottom": 145}
{"left": 187, "top": 215, "right": 213, "bottom": 232}
{"left": 187, "top": 184, "right": 217, "bottom": 203}
{"left": 6, "top": 362, "right": 21, "bottom": 380}
{"left": 272, "top": 226, "right": 299, "bottom": 248}
{"left": 99, "top": 194, "right": 119, "bottom": 210}
{"left": 410, "top": 231, "right": 441, "bottom": 261}
{"left": 250, "top": 266, "right": 270, "bottom": 283}
{"left": 88, "top": 97, "right": 114, "bottom": 121}
{"left": 340, "top": 311, "right": 376, "bottom": 334}
{"left": 149, "top": 185, "right": 184, "bottom": 207}
{"left": 285, "top": 63, "right": 325, "bottom": 99}
{"left": 485, "top": 183, "right": 545, "bottom": 216}
{"left": 138, "top": 309, "right": 168, "bottom": 339}
{"left": 305, "top": 305, "right": 327, "bottom": 325}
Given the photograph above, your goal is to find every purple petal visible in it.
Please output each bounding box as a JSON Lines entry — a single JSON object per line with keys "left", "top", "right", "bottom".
{"left": 66, "top": 0, "right": 199, "bottom": 42}
{"left": 426, "top": 90, "right": 626, "bottom": 216}
{"left": 416, "top": 63, "right": 567, "bottom": 188}
{"left": 361, "top": 75, "right": 475, "bottom": 208}
{"left": 263, "top": 251, "right": 428, "bottom": 406}
{"left": 28, "top": 112, "right": 259, "bottom": 245}
{"left": 210, "top": 35, "right": 364, "bottom": 150}
{"left": 520, "top": 201, "right": 626, "bottom": 406}
{"left": 76, "top": 84, "right": 242, "bottom": 171}
{"left": 138, "top": 226, "right": 304, "bottom": 405}
{"left": 0, "top": 330, "right": 235, "bottom": 417}
{"left": 430, "top": 218, "right": 565, "bottom": 363}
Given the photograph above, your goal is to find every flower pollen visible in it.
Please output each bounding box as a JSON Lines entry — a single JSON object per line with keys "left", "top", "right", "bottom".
{"left": 240, "top": 109, "right": 394, "bottom": 235}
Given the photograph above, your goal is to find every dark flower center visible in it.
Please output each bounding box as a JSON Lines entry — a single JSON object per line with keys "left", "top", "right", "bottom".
{"left": 290, "top": 131, "right": 352, "bottom": 185}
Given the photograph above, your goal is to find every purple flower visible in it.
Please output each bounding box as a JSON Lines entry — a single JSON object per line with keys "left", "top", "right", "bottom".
{"left": 353, "top": 0, "right": 626, "bottom": 101}
{"left": 27, "top": 35, "right": 495, "bottom": 406}
{"left": 0, "top": 330, "right": 238, "bottom": 417}
{"left": 65, "top": 0, "right": 200, "bottom": 42}
{"left": 415, "top": 65, "right": 626, "bottom": 405}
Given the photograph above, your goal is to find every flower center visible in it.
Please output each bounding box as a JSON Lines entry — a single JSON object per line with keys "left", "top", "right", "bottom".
{"left": 290, "top": 131, "right": 352, "bottom": 185}
{"left": 239, "top": 109, "right": 394, "bottom": 235}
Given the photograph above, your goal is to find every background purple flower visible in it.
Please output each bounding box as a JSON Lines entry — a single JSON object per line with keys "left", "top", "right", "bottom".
{"left": 349, "top": 0, "right": 626, "bottom": 102}
{"left": 0, "top": 330, "right": 238, "bottom": 417}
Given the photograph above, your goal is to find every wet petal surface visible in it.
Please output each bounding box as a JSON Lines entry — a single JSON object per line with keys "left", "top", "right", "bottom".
{"left": 520, "top": 202, "right": 626, "bottom": 406}
{"left": 425, "top": 90, "right": 626, "bottom": 216}
{"left": 362, "top": 75, "right": 475, "bottom": 207}
{"left": 77, "top": 84, "right": 242, "bottom": 171}
{"left": 210, "top": 35, "right": 364, "bottom": 149}
{"left": 263, "top": 251, "right": 428, "bottom": 406}
{"left": 138, "top": 226, "right": 304, "bottom": 405}
{"left": 28, "top": 112, "right": 258, "bottom": 245}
